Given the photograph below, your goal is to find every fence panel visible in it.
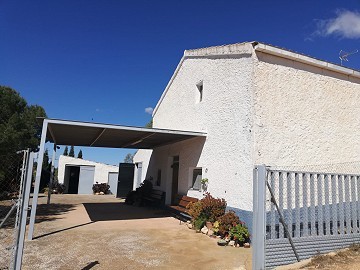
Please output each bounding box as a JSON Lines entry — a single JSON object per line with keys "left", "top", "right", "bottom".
{"left": 253, "top": 165, "right": 360, "bottom": 269}
{"left": 0, "top": 151, "right": 30, "bottom": 270}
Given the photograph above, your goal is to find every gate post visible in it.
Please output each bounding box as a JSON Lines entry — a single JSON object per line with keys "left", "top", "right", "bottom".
{"left": 253, "top": 165, "right": 267, "bottom": 270}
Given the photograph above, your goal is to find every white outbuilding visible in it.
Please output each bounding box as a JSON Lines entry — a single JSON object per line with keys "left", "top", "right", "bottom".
{"left": 57, "top": 155, "right": 119, "bottom": 195}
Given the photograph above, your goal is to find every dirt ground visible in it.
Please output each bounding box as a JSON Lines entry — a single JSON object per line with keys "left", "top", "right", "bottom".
{"left": 22, "top": 194, "right": 251, "bottom": 270}
{"left": 276, "top": 245, "right": 360, "bottom": 270}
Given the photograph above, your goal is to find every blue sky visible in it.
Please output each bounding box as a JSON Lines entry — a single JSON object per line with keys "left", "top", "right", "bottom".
{"left": 1, "top": 0, "right": 360, "bottom": 165}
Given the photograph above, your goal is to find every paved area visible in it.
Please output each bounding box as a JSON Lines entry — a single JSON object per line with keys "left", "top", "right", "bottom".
{"left": 23, "top": 194, "right": 251, "bottom": 270}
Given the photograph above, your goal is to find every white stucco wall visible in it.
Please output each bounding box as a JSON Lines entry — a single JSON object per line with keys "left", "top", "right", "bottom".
{"left": 253, "top": 52, "right": 360, "bottom": 168}
{"left": 134, "top": 42, "right": 360, "bottom": 230}
{"left": 133, "top": 149, "right": 152, "bottom": 190}
{"left": 135, "top": 43, "right": 256, "bottom": 226}
{"left": 58, "top": 155, "right": 119, "bottom": 184}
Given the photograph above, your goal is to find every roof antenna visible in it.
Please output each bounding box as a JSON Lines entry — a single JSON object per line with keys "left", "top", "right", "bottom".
{"left": 339, "top": 49, "right": 358, "bottom": 66}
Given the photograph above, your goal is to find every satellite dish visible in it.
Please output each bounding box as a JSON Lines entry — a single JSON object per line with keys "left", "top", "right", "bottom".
{"left": 339, "top": 49, "right": 358, "bottom": 66}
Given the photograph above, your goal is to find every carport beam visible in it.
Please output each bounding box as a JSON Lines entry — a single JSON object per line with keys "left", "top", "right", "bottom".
{"left": 28, "top": 120, "right": 48, "bottom": 240}
{"left": 47, "top": 143, "right": 57, "bottom": 204}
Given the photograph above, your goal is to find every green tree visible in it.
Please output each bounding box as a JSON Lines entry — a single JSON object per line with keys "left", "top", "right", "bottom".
{"left": 123, "top": 153, "right": 134, "bottom": 163}
{"left": 0, "top": 86, "right": 47, "bottom": 154}
{"left": 40, "top": 149, "right": 51, "bottom": 191}
{"left": 69, "top": 146, "right": 75, "bottom": 157}
{"left": 63, "top": 146, "right": 69, "bottom": 156}
{"left": 145, "top": 119, "right": 153, "bottom": 128}
{"left": 0, "top": 86, "right": 47, "bottom": 193}
{"left": 77, "top": 149, "right": 83, "bottom": 159}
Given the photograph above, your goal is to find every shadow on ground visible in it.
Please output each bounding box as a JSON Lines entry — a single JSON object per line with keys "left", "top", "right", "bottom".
{"left": 34, "top": 203, "right": 77, "bottom": 224}
{"left": 33, "top": 221, "right": 95, "bottom": 239}
{"left": 83, "top": 202, "right": 171, "bottom": 221}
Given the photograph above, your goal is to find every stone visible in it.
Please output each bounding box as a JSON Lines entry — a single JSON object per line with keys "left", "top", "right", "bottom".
{"left": 244, "top": 243, "right": 250, "bottom": 248}
{"left": 187, "top": 223, "right": 193, "bottom": 229}
{"left": 95, "top": 192, "right": 100, "bottom": 195}
{"left": 207, "top": 229, "right": 214, "bottom": 236}
{"left": 327, "top": 252, "right": 336, "bottom": 257}
{"left": 201, "top": 226, "right": 209, "bottom": 234}
{"left": 228, "top": 240, "right": 235, "bottom": 246}
{"left": 99, "top": 191, "right": 104, "bottom": 195}
{"left": 186, "top": 220, "right": 191, "bottom": 224}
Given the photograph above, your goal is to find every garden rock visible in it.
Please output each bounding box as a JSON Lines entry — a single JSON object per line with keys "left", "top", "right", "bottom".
{"left": 99, "top": 192, "right": 104, "bottom": 195}
{"left": 187, "top": 223, "right": 193, "bottom": 229}
{"left": 201, "top": 226, "right": 209, "bottom": 234}
{"left": 244, "top": 243, "right": 250, "bottom": 248}
{"left": 228, "top": 240, "right": 235, "bottom": 246}
{"left": 207, "top": 229, "right": 214, "bottom": 236}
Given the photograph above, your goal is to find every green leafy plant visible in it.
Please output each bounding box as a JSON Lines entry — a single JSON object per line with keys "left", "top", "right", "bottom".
{"left": 200, "top": 178, "right": 208, "bottom": 184}
{"left": 229, "top": 223, "right": 250, "bottom": 244}
{"left": 217, "top": 211, "right": 240, "bottom": 237}
{"left": 213, "top": 221, "right": 220, "bottom": 234}
{"left": 194, "top": 214, "right": 207, "bottom": 230}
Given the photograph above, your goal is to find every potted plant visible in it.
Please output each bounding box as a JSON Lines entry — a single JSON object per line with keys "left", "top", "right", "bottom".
{"left": 201, "top": 178, "right": 208, "bottom": 192}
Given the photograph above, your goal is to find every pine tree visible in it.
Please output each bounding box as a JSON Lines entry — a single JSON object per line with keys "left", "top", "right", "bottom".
{"left": 43, "top": 149, "right": 50, "bottom": 170}
{"left": 63, "top": 146, "right": 68, "bottom": 156}
{"left": 77, "top": 149, "right": 83, "bottom": 159}
{"left": 69, "top": 146, "right": 75, "bottom": 157}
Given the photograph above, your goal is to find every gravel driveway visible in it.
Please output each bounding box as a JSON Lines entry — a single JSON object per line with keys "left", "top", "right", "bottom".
{"left": 23, "top": 194, "right": 251, "bottom": 270}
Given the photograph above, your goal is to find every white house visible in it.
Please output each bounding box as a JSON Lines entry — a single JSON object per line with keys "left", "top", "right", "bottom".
{"left": 134, "top": 41, "right": 360, "bottom": 227}
{"left": 58, "top": 155, "right": 119, "bottom": 195}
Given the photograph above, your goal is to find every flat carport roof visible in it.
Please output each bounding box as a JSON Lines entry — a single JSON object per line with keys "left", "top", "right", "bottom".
{"left": 28, "top": 118, "right": 206, "bottom": 240}
{"left": 40, "top": 118, "right": 206, "bottom": 149}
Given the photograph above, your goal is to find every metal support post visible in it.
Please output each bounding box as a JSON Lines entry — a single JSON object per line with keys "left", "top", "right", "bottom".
{"left": 28, "top": 120, "right": 48, "bottom": 240}
{"left": 252, "top": 165, "right": 266, "bottom": 270}
{"left": 47, "top": 144, "right": 56, "bottom": 204}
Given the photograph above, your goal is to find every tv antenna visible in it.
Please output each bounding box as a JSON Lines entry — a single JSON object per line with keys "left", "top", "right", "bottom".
{"left": 339, "top": 49, "right": 358, "bottom": 66}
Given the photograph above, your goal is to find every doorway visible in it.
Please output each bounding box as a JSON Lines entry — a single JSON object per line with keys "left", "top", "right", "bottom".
{"left": 117, "top": 163, "right": 135, "bottom": 198}
{"left": 68, "top": 166, "right": 80, "bottom": 194}
{"left": 171, "top": 156, "right": 179, "bottom": 205}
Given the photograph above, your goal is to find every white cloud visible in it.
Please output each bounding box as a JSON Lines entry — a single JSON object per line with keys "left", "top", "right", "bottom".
{"left": 95, "top": 108, "right": 100, "bottom": 112}
{"left": 315, "top": 10, "right": 360, "bottom": 39}
{"left": 145, "top": 107, "right": 153, "bottom": 115}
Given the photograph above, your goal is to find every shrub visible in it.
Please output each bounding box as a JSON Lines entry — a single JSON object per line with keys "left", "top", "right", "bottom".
{"left": 200, "top": 193, "right": 226, "bottom": 223}
{"left": 187, "top": 193, "right": 227, "bottom": 224}
{"left": 92, "top": 182, "right": 110, "bottom": 194}
{"left": 229, "top": 223, "right": 250, "bottom": 244}
{"left": 187, "top": 201, "right": 203, "bottom": 221}
{"left": 194, "top": 214, "right": 207, "bottom": 230}
{"left": 217, "top": 211, "right": 240, "bottom": 236}
{"left": 137, "top": 179, "right": 153, "bottom": 196}
{"left": 213, "top": 220, "right": 220, "bottom": 234}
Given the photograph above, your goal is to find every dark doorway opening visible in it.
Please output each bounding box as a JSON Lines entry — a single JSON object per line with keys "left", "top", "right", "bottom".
{"left": 171, "top": 156, "right": 179, "bottom": 205}
{"left": 116, "top": 163, "right": 135, "bottom": 198}
{"left": 68, "top": 166, "right": 80, "bottom": 194}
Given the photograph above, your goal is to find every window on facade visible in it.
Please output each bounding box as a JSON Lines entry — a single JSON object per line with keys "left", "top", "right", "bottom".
{"left": 156, "top": 169, "right": 161, "bottom": 186}
{"left": 192, "top": 168, "right": 202, "bottom": 190}
{"left": 196, "top": 81, "right": 203, "bottom": 103}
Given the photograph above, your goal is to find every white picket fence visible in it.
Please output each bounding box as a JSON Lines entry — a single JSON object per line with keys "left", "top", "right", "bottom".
{"left": 253, "top": 165, "right": 360, "bottom": 269}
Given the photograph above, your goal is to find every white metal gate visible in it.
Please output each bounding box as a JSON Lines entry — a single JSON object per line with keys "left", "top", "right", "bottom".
{"left": 253, "top": 165, "right": 360, "bottom": 269}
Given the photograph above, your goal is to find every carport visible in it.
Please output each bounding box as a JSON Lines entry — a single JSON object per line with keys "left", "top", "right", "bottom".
{"left": 28, "top": 118, "right": 206, "bottom": 240}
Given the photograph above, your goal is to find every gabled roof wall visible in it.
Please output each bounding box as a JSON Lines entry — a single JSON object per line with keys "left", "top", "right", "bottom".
{"left": 153, "top": 41, "right": 360, "bottom": 116}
